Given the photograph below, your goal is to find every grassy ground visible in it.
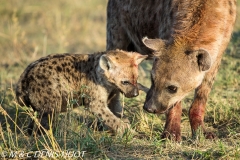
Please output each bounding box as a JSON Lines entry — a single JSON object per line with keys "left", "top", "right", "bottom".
{"left": 0, "top": 0, "right": 239, "bottom": 159}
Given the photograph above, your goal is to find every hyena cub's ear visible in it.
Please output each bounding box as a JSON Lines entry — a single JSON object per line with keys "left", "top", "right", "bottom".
{"left": 134, "top": 54, "right": 148, "bottom": 65}
{"left": 99, "top": 55, "right": 114, "bottom": 71}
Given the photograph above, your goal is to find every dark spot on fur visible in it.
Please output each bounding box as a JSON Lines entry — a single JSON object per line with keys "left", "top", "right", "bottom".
{"left": 52, "top": 61, "right": 57, "bottom": 65}
{"left": 49, "top": 66, "right": 53, "bottom": 70}
{"left": 37, "top": 88, "right": 41, "bottom": 92}
{"left": 113, "top": 119, "right": 116, "bottom": 123}
{"left": 57, "top": 66, "right": 62, "bottom": 72}
{"left": 36, "top": 75, "right": 44, "bottom": 80}
{"left": 66, "top": 68, "right": 70, "bottom": 72}
{"left": 87, "top": 58, "right": 92, "bottom": 62}
{"left": 48, "top": 81, "right": 52, "bottom": 85}
{"left": 98, "top": 113, "right": 102, "bottom": 117}
{"left": 21, "top": 79, "right": 26, "bottom": 84}
{"left": 101, "top": 109, "right": 105, "bottom": 115}
{"left": 107, "top": 119, "right": 110, "bottom": 123}
{"left": 185, "top": 50, "right": 192, "bottom": 55}
{"left": 47, "top": 90, "right": 51, "bottom": 95}
{"left": 29, "top": 75, "right": 34, "bottom": 81}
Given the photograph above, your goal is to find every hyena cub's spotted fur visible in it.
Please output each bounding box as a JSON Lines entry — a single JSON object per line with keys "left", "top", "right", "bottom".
{"left": 16, "top": 50, "right": 147, "bottom": 135}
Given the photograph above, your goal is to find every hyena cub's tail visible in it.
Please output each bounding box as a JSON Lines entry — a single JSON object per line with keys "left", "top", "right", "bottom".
{"left": 15, "top": 78, "right": 31, "bottom": 107}
{"left": 15, "top": 60, "right": 40, "bottom": 107}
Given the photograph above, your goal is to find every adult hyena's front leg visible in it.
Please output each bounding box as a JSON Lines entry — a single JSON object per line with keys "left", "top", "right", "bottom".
{"left": 106, "top": 24, "right": 131, "bottom": 51}
{"left": 189, "top": 59, "right": 222, "bottom": 139}
{"left": 106, "top": 0, "right": 130, "bottom": 51}
{"left": 161, "top": 102, "right": 182, "bottom": 142}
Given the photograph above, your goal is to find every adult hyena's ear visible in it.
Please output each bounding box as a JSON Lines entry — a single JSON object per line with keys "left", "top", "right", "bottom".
{"left": 197, "top": 49, "right": 212, "bottom": 71}
{"left": 99, "top": 55, "right": 114, "bottom": 71}
{"left": 190, "top": 49, "right": 212, "bottom": 71}
{"left": 142, "top": 37, "right": 166, "bottom": 56}
{"left": 134, "top": 54, "right": 148, "bottom": 65}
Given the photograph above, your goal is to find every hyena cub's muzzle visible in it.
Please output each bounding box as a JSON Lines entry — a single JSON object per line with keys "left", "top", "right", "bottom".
{"left": 123, "top": 82, "right": 150, "bottom": 98}
{"left": 123, "top": 85, "right": 139, "bottom": 98}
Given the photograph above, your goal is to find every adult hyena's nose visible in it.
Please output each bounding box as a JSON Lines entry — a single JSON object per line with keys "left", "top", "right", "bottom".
{"left": 143, "top": 103, "right": 155, "bottom": 113}
{"left": 143, "top": 99, "right": 157, "bottom": 113}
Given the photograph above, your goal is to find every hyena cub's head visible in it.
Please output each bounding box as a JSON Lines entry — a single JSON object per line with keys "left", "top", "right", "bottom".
{"left": 98, "top": 49, "right": 147, "bottom": 98}
{"left": 142, "top": 37, "right": 212, "bottom": 114}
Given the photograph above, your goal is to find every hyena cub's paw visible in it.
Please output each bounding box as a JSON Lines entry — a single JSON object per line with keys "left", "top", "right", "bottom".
{"left": 122, "top": 117, "right": 130, "bottom": 124}
{"left": 116, "top": 120, "right": 136, "bottom": 136}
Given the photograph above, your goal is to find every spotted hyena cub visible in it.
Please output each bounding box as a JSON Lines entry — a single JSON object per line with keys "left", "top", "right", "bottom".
{"left": 16, "top": 50, "right": 147, "bottom": 135}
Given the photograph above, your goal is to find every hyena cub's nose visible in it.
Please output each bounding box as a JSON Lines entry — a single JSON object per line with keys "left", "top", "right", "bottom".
{"left": 132, "top": 87, "right": 139, "bottom": 97}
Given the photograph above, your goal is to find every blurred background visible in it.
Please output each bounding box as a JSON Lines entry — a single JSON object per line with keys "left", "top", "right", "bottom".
{"left": 0, "top": 0, "right": 108, "bottom": 86}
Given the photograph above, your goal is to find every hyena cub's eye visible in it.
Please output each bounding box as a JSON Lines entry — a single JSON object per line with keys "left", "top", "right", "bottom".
{"left": 121, "top": 81, "right": 131, "bottom": 85}
{"left": 167, "top": 85, "right": 178, "bottom": 94}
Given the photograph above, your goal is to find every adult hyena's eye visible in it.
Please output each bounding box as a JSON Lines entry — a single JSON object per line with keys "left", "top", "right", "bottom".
{"left": 121, "top": 81, "right": 131, "bottom": 85}
{"left": 167, "top": 85, "right": 178, "bottom": 94}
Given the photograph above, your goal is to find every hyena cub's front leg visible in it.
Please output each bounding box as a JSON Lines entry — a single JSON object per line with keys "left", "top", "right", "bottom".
{"left": 90, "top": 97, "right": 130, "bottom": 134}
{"left": 27, "top": 112, "right": 53, "bottom": 135}
{"left": 107, "top": 91, "right": 123, "bottom": 118}
{"left": 107, "top": 91, "right": 130, "bottom": 124}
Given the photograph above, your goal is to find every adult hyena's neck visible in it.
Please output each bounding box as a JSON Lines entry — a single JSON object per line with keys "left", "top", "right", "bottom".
{"left": 170, "top": 0, "right": 236, "bottom": 60}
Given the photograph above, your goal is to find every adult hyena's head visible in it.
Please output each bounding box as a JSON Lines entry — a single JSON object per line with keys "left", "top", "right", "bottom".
{"left": 142, "top": 37, "right": 212, "bottom": 113}
{"left": 98, "top": 50, "right": 147, "bottom": 98}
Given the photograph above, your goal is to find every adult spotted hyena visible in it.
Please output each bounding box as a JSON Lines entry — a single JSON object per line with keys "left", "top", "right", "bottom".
{"left": 16, "top": 50, "right": 147, "bottom": 135}
{"left": 107, "top": 0, "right": 236, "bottom": 141}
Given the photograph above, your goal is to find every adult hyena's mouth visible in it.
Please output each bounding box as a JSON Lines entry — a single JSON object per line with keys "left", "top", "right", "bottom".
{"left": 143, "top": 98, "right": 180, "bottom": 114}
{"left": 143, "top": 98, "right": 167, "bottom": 114}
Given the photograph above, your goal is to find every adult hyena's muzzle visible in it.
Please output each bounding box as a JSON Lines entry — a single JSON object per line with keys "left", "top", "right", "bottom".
{"left": 143, "top": 88, "right": 167, "bottom": 114}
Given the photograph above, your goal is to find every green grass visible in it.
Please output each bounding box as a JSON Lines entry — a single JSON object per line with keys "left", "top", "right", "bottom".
{"left": 0, "top": 0, "right": 240, "bottom": 159}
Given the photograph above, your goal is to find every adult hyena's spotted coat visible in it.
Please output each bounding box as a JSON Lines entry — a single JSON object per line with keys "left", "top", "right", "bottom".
{"left": 107, "top": 0, "right": 236, "bottom": 141}
{"left": 16, "top": 50, "right": 147, "bottom": 135}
